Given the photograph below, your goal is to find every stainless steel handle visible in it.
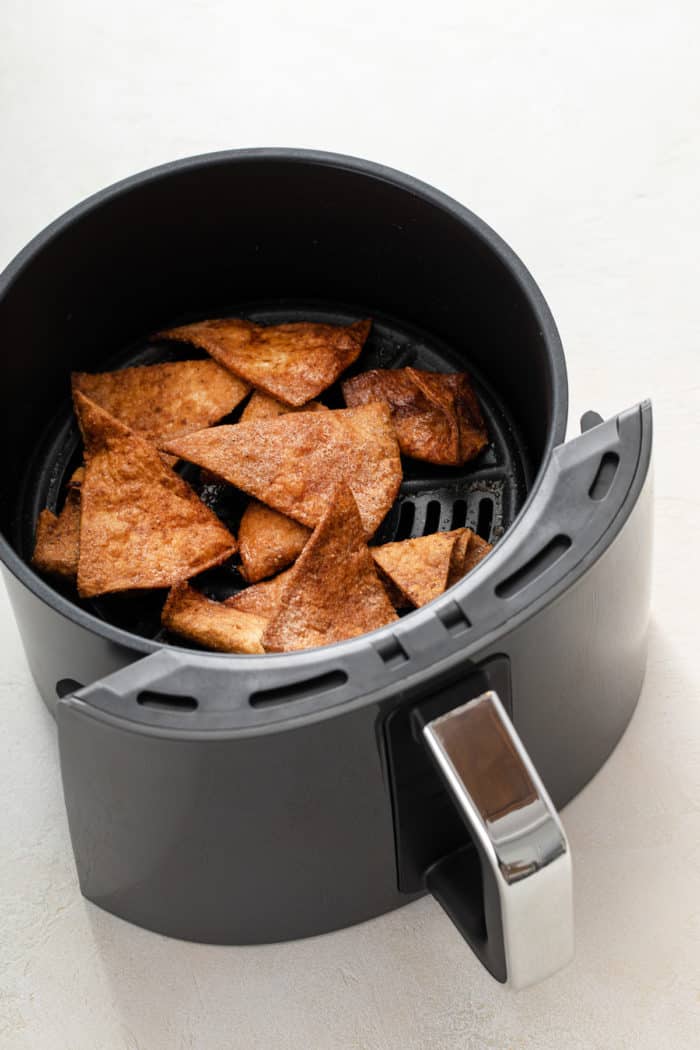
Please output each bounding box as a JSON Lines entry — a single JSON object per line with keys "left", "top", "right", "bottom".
{"left": 423, "top": 690, "right": 574, "bottom": 989}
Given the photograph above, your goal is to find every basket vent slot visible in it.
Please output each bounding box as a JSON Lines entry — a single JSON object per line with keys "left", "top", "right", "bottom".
{"left": 495, "top": 535, "right": 572, "bottom": 599}
{"left": 589, "top": 451, "right": 619, "bottom": 501}
{"left": 138, "top": 691, "right": 199, "bottom": 711}
{"left": 423, "top": 499, "right": 441, "bottom": 535}
{"left": 250, "top": 669, "right": 347, "bottom": 708}
{"left": 395, "top": 500, "right": 416, "bottom": 540}
{"left": 476, "top": 496, "right": 494, "bottom": 540}
{"left": 451, "top": 499, "right": 467, "bottom": 529}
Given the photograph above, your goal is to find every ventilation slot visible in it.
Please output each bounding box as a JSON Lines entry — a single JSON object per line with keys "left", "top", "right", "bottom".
{"left": 451, "top": 499, "right": 467, "bottom": 529}
{"left": 375, "top": 635, "right": 410, "bottom": 667}
{"left": 395, "top": 500, "right": 416, "bottom": 540}
{"left": 250, "top": 669, "right": 347, "bottom": 707}
{"left": 476, "top": 497, "right": 494, "bottom": 540}
{"left": 437, "top": 602, "right": 471, "bottom": 635}
{"left": 423, "top": 499, "right": 441, "bottom": 535}
{"left": 589, "top": 451, "right": 620, "bottom": 501}
{"left": 55, "top": 678, "right": 82, "bottom": 699}
{"left": 137, "top": 691, "right": 198, "bottom": 712}
{"left": 495, "top": 535, "right": 572, "bottom": 599}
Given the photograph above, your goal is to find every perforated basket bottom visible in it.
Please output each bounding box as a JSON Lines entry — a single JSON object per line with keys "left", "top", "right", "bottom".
{"left": 19, "top": 302, "right": 531, "bottom": 644}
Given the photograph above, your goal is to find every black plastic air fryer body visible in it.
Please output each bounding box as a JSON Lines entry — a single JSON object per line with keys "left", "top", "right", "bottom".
{"left": 0, "top": 150, "right": 652, "bottom": 988}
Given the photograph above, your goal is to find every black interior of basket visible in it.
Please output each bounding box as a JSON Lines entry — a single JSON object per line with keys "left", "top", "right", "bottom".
{"left": 16, "top": 302, "right": 530, "bottom": 645}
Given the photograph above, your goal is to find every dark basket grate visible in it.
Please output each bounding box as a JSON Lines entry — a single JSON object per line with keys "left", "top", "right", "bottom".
{"left": 18, "top": 302, "right": 531, "bottom": 645}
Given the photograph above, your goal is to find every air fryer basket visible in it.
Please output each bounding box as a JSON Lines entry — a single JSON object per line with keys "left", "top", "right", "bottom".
{"left": 19, "top": 303, "right": 528, "bottom": 641}
{"left": 0, "top": 150, "right": 653, "bottom": 988}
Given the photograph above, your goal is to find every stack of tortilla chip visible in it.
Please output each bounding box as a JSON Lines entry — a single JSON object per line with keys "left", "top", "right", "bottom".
{"left": 165, "top": 484, "right": 399, "bottom": 653}
{"left": 372, "top": 528, "right": 491, "bottom": 608}
{"left": 33, "top": 313, "right": 494, "bottom": 654}
{"left": 73, "top": 393, "right": 238, "bottom": 598}
{"left": 162, "top": 402, "right": 402, "bottom": 535}
{"left": 236, "top": 392, "right": 327, "bottom": 581}
{"left": 342, "top": 366, "right": 488, "bottom": 465}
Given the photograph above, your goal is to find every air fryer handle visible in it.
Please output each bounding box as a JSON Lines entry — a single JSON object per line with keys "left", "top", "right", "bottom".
{"left": 419, "top": 691, "right": 574, "bottom": 989}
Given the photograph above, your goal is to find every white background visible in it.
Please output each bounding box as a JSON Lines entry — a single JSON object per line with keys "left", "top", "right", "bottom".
{"left": 1, "top": 2, "right": 699, "bottom": 1047}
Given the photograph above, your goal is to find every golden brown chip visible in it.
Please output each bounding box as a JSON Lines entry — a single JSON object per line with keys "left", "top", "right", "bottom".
{"left": 343, "top": 368, "right": 457, "bottom": 462}
{"left": 446, "top": 528, "right": 472, "bottom": 587}
{"left": 72, "top": 360, "right": 249, "bottom": 445}
{"left": 372, "top": 529, "right": 472, "bottom": 608}
{"left": 74, "top": 392, "right": 237, "bottom": 598}
{"left": 225, "top": 567, "right": 294, "bottom": 620}
{"left": 237, "top": 395, "right": 326, "bottom": 578}
{"left": 163, "top": 403, "right": 402, "bottom": 537}
{"left": 238, "top": 501, "right": 311, "bottom": 582}
{"left": 162, "top": 582, "right": 266, "bottom": 653}
{"left": 342, "top": 367, "right": 488, "bottom": 466}
{"left": 240, "top": 391, "right": 328, "bottom": 422}
{"left": 262, "top": 483, "right": 398, "bottom": 652}
{"left": 155, "top": 317, "right": 371, "bottom": 407}
{"left": 33, "top": 508, "right": 79, "bottom": 580}
{"left": 407, "top": 368, "right": 488, "bottom": 464}
{"left": 446, "top": 529, "right": 493, "bottom": 586}
{"left": 461, "top": 532, "right": 493, "bottom": 575}
{"left": 32, "top": 465, "right": 85, "bottom": 580}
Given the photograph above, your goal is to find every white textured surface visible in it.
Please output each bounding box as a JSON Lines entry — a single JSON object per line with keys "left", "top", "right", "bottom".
{"left": 1, "top": 2, "right": 699, "bottom": 1047}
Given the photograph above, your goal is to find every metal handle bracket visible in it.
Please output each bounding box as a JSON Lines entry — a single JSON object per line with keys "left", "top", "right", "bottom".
{"left": 423, "top": 690, "right": 574, "bottom": 989}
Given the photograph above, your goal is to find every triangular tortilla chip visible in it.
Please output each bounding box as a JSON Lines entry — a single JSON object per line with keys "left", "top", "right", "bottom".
{"left": 446, "top": 528, "right": 472, "bottom": 587}
{"left": 461, "top": 532, "right": 493, "bottom": 575}
{"left": 262, "top": 483, "right": 398, "bottom": 652}
{"left": 163, "top": 403, "right": 402, "bottom": 537}
{"left": 156, "top": 318, "right": 371, "bottom": 407}
{"left": 225, "top": 567, "right": 294, "bottom": 620}
{"left": 241, "top": 391, "right": 328, "bottom": 422}
{"left": 343, "top": 367, "right": 488, "bottom": 465}
{"left": 74, "top": 392, "right": 237, "bottom": 598}
{"left": 372, "top": 529, "right": 471, "bottom": 608}
{"left": 238, "top": 501, "right": 311, "bottom": 582}
{"left": 162, "top": 582, "right": 266, "bottom": 653}
{"left": 32, "top": 466, "right": 84, "bottom": 580}
{"left": 72, "top": 360, "right": 249, "bottom": 444}
{"left": 447, "top": 529, "right": 493, "bottom": 586}
{"left": 407, "top": 368, "right": 488, "bottom": 464}
{"left": 237, "top": 395, "right": 326, "bottom": 577}
{"left": 343, "top": 368, "right": 457, "bottom": 462}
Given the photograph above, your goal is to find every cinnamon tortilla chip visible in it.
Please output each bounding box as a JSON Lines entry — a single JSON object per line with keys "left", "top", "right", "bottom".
{"left": 446, "top": 528, "right": 471, "bottom": 587}
{"left": 343, "top": 367, "right": 488, "bottom": 465}
{"left": 238, "top": 501, "right": 310, "bottom": 582}
{"left": 31, "top": 466, "right": 84, "bottom": 580}
{"left": 225, "top": 567, "right": 294, "bottom": 620}
{"left": 262, "top": 483, "right": 398, "bottom": 652}
{"left": 407, "top": 368, "right": 488, "bottom": 464}
{"left": 72, "top": 360, "right": 249, "bottom": 445}
{"left": 461, "top": 532, "right": 493, "bottom": 575}
{"left": 372, "top": 529, "right": 472, "bottom": 608}
{"left": 162, "top": 582, "right": 266, "bottom": 653}
{"left": 156, "top": 318, "right": 371, "bottom": 407}
{"left": 344, "top": 368, "right": 456, "bottom": 462}
{"left": 237, "top": 395, "right": 325, "bottom": 578}
{"left": 447, "top": 530, "right": 493, "bottom": 586}
{"left": 240, "top": 391, "right": 328, "bottom": 422}
{"left": 74, "top": 392, "right": 237, "bottom": 598}
{"left": 163, "top": 403, "right": 402, "bottom": 537}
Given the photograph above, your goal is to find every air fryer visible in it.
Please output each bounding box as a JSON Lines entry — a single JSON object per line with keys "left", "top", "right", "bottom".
{"left": 0, "top": 150, "right": 653, "bottom": 988}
